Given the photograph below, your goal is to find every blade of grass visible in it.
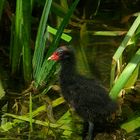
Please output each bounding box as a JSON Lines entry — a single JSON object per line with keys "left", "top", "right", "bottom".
{"left": 11, "top": 0, "right": 23, "bottom": 74}
{"left": 51, "top": 1, "right": 80, "bottom": 21}
{"left": 79, "top": 23, "right": 91, "bottom": 76}
{"left": 47, "top": 25, "right": 72, "bottom": 42}
{"left": 113, "top": 15, "right": 140, "bottom": 61}
{"left": 88, "top": 31, "right": 126, "bottom": 36}
{"left": 0, "top": 0, "right": 5, "bottom": 21}
{"left": 109, "top": 49, "right": 140, "bottom": 99}
{"left": 32, "top": 0, "right": 52, "bottom": 81}
{"left": 94, "top": 0, "right": 101, "bottom": 16}
{"left": 29, "top": 93, "right": 33, "bottom": 132}
{"left": 121, "top": 116, "right": 140, "bottom": 133}
{"left": 56, "top": 110, "right": 73, "bottom": 137}
{"left": 60, "top": 0, "right": 68, "bottom": 10}
{"left": 124, "top": 66, "right": 139, "bottom": 89}
{"left": 110, "top": 15, "right": 140, "bottom": 88}
{"left": 31, "top": 0, "right": 34, "bottom": 11}
{"left": 10, "top": 16, "right": 15, "bottom": 65}
{"left": 22, "top": 0, "right": 32, "bottom": 84}
{"left": 0, "top": 78, "right": 5, "bottom": 98}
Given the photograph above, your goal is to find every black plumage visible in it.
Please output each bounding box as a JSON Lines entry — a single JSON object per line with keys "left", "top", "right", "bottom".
{"left": 48, "top": 46, "right": 117, "bottom": 140}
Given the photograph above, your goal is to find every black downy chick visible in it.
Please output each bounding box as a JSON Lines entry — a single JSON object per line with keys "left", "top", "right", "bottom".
{"left": 48, "top": 46, "right": 118, "bottom": 140}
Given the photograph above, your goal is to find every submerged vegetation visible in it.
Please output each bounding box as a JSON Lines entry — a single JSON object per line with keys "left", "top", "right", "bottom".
{"left": 0, "top": 0, "right": 140, "bottom": 139}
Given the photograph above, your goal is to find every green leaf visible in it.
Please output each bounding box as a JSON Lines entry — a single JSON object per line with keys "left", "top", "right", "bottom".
{"left": 29, "top": 93, "right": 33, "bottom": 131}
{"left": 121, "top": 117, "right": 140, "bottom": 133}
{"left": 124, "top": 66, "right": 139, "bottom": 89}
{"left": 110, "top": 15, "right": 140, "bottom": 88}
{"left": 79, "top": 23, "right": 91, "bottom": 76}
{"left": 22, "top": 0, "right": 32, "bottom": 84}
{"left": 47, "top": 25, "right": 72, "bottom": 42}
{"left": 113, "top": 15, "right": 140, "bottom": 61}
{"left": 11, "top": 0, "right": 23, "bottom": 73}
{"left": 51, "top": 2, "right": 79, "bottom": 21}
{"left": 56, "top": 111, "right": 73, "bottom": 137}
{"left": 52, "top": 97, "right": 65, "bottom": 107}
{"left": 110, "top": 49, "right": 140, "bottom": 99}
{"left": 88, "top": 31, "right": 126, "bottom": 36}
{"left": 0, "top": 0, "right": 5, "bottom": 21}
{"left": 0, "top": 78, "right": 5, "bottom": 99}
{"left": 33, "top": 0, "right": 52, "bottom": 81}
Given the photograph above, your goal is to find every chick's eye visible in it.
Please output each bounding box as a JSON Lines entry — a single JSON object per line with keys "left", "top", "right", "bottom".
{"left": 59, "top": 51, "right": 63, "bottom": 55}
{"left": 57, "top": 49, "right": 64, "bottom": 55}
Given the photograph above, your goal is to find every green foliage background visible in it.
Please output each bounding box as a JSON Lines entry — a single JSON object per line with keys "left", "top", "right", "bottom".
{"left": 0, "top": 0, "right": 140, "bottom": 139}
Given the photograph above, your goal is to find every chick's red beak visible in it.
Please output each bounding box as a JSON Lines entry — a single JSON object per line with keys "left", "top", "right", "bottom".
{"left": 48, "top": 52, "right": 60, "bottom": 61}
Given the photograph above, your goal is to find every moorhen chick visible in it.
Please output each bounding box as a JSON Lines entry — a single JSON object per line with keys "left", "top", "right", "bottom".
{"left": 48, "top": 46, "right": 117, "bottom": 140}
